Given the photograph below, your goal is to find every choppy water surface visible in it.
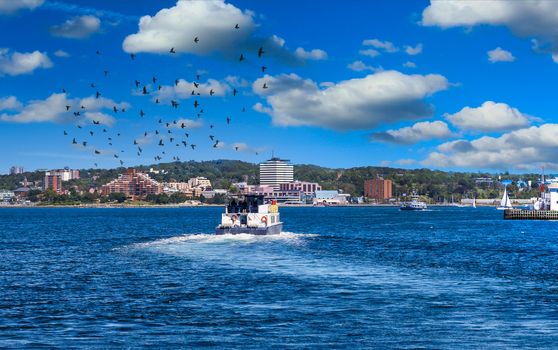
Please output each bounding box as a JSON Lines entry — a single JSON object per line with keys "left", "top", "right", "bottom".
{"left": 1, "top": 207, "right": 558, "bottom": 348}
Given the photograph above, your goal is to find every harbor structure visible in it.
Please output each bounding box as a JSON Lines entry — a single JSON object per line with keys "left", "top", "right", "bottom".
{"left": 364, "top": 178, "right": 393, "bottom": 200}
{"left": 314, "top": 190, "right": 350, "bottom": 205}
{"left": 259, "top": 157, "right": 294, "bottom": 190}
{"left": 101, "top": 169, "right": 163, "bottom": 199}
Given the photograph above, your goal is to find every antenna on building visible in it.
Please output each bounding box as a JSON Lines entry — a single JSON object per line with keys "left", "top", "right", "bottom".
{"left": 271, "top": 150, "right": 275, "bottom": 159}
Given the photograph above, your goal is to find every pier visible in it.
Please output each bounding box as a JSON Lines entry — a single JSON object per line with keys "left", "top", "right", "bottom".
{"left": 504, "top": 209, "right": 558, "bottom": 220}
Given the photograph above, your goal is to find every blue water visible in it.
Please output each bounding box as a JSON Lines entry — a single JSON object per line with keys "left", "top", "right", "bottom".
{"left": 1, "top": 207, "right": 558, "bottom": 348}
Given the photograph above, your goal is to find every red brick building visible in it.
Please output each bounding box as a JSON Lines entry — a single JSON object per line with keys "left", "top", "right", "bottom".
{"left": 101, "top": 169, "right": 163, "bottom": 199}
{"left": 364, "top": 178, "right": 393, "bottom": 200}
{"left": 44, "top": 174, "right": 63, "bottom": 194}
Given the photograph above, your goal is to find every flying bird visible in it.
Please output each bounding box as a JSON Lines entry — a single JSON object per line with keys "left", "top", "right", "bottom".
{"left": 170, "top": 47, "right": 176, "bottom": 54}
{"left": 235, "top": 23, "right": 239, "bottom": 29}
{"left": 194, "top": 37, "right": 199, "bottom": 43}
{"left": 239, "top": 54, "right": 245, "bottom": 62}
{"left": 130, "top": 53, "right": 136, "bottom": 60}
{"left": 194, "top": 100, "right": 199, "bottom": 108}
{"left": 140, "top": 109, "right": 145, "bottom": 117}
{"left": 258, "top": 47, "right": 264, "bottom": 58}
{"left": 65, "top": 105, "right": 71, "bottom": 111}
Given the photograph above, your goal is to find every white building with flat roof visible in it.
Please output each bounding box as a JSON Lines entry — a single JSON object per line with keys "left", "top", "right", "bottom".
{"left": 259, "top": 157, "right": 294, "bottom": 190}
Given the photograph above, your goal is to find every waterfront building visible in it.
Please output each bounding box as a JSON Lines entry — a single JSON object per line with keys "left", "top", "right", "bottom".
{"left": 0, "top": 190, "right": 15, "bottom": 202}
{"left": 259, "top": 157, "right": 294, "bottom": 190}
{"left": 279, "top": 181, "right": 321, "bottom": 195}
{"left": 163, "top": 182, "right": 192, "bottom": 196}
{"left": 44, "top": 174, "right": 63, "bottom": 193}
{"left": 101, "top": 169, "right": 163, "bottom": 199}
{"left": 314, "top": 190, "right": 350, "bottom": 205}
{"left": 188, "top": 177, "right": 212, "bottom": 190}
{"left": 9, "top": 166, "right": 24, "bottom": 175}
{"left": 364, "top": 178, "right": 393, "bottom": 200}
{"left": 45, "top": 168, "right": 80, "bottom": 182}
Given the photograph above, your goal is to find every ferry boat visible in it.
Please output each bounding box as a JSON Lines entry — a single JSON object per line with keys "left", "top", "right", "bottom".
{"left": 215, "top": 195, "right": 283, "bottom": 235}
{"left": 400, "top": 195, "right": 428, "bottom": 211}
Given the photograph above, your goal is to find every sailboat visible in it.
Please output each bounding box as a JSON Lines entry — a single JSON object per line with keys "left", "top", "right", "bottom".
{"left": 496, "top": 187, "right": 513, "bottom": 210}
{"left": 472, "top": 197, "right": 477, "bottom": 208}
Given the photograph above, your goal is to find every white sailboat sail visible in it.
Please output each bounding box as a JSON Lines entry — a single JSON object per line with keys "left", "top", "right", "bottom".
{"left": 499, "top": 188, "right": 512, "bottom": 209}
{"left": 472, "top": 197, "right": 476, "bottom": 208}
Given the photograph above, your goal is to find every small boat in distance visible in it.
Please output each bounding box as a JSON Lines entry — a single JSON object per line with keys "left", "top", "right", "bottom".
{"left": 400, "top": 195, "right": 428, "bottom": 211}
{"left": 215, "top": 194, "right": 282, "bottom": 235}
{"left": 496, "top": 187, "right": 513, "bottom": 210}
{"left": 472, "top": 197, "right": 477, "bottom": 208}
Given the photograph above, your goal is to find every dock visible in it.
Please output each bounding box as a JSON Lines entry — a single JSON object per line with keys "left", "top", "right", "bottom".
{"left": 504, "top": 209, "right": 558, "bottom": 220}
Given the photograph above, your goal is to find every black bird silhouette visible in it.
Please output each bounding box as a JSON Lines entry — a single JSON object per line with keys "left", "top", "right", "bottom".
{"left": 144, "top": 131, "right": 148, "bottom": 136}
{"left": 77, "top": 125, "right": 82, "bottom": 129}
{"left": 96, "top": 50, "right": 101, "bottom": 55}
{"left": 239, "top": 53, "right": 245, "bottom": 62}
{"left": 65, "top": 105, "right": 71, "bottom": 111}
{"left": 158, "top": 119, "right": 162, "bottom": 123}
{"left": 191, "top": 144, "right": 196, "bottom": 150}
{"left": 210, "top": 124, "right": 214, "bottom": 129}
{"left": 226, "top": 116, "right": 231, "bottom": 124}
{"left": 235, "top": 23, "right": 240, "bottom": 29}
{"left": 81, "top": 105, "right": 85, "bottom": 109}
{"left": 130, "top": 53, "right": 136, "bottom": 60}
{"left": 90, "top": 83, "right": 96, "bottom": 88}
{"left": 114, "top": 154, "right": 119, "bottom": 159}
{"left": 181, "top": 122, "right": 186, "bottom": 128}
{"left": 155, "top": 98, "right": 160, "bottom": 104}
{"left": 104, "top": 70, "right": 108, "bottom": 76}
{"left": 103, "top": 129, "right": 107, "bottom": 133}
{"left": 134, "top": 140, "right": 138, "bottom": 145}
{"left": 72, "top": 138, "right": 77, "bottom": 144}
{"left": 135, "top": 80, "right": 140, "bottom": 88}
{"left": 166, "top": 122, "right": 170, "bottom": 127}
{"left": 140, "top": 109, "right": 145, "bottom": 117}
{"left": 262, "top": 83, "right": 268, "bottom": 89}
{"left": 121, "top": 107, "right": 126, "bottom": 112}
{"left": 209, "top": 135, "right": 214, "bottom": 141}
{"left": 171, "top": 100, "right": 179, "bottom": 108}
{"left": 155, "top": 130, "right": 159, "bottom": 135}
{"left": 167, "top": 130, "right": 172, "bottom": 134}
{"left": 175, "top": 79, "right": 179, "bottom": 86}
{"left": 182, "top": 141, "right": 187, "bottom": 146}
{"left": 170, "top": 47, "right": 176, "bottom": 53}
{"left": 235, "top": 146, "right": 239, "bottom": 151}
{"left": 142, "top": 86, "right": 148, "bottom": 95}
{"left": 90, "top": 131, "right": 94, "bottom": 136}
{"left": 233, "top": 88, "right": 238, "bottom": 96}
{"left": 120, "top": 160, "right": 124, "bottom": 166}
{"left": 194, "top": 37, "right": 199, "bottom": 43}
{"left": 194, "top": 100, "right": 199, "bottom": 108}
{"left": 158, "top": 85, "right": 162, "bottom": 91}
{"left": 158, "top": 139, "right": 164, "bottom": 146}
{"left": 73, "top": 111, "right": 80, "bottom": 117}
{"left": 113, "top": 106, "right": 118, "bottom": 113}
{"left": 261, "top": 66, "right": 267, "bottom": 72}
{"left": 196, "top": 74, "right": 200, "bottom": 81}
{"left": 258, "top": 47, "right": 264, "bottom": 58}
{"left": 213, "top": 141, "right": 219, "bottom": 148}
{"left": 95, "top": 91, "right": 101, "bottom": 99}
{"left": 94, "top": 162, "right": 98, "bottom": 167}
{"left": 209, "top": 89, "right": 214, "bottom": 96}
{"left": 170, "top": 137, "right": 174, "bottom": 142}
{"left": 82, "top": 141, "right": 87, "bottom": 147}
{"left": 152, "top": 76, "right": 157, "bottom": 83}
{"left": 193, "top": 82, "right": 199, "bottom": 88}
{"left": 95, "top": 150, "right": 100, "bottom": 154}
{"left": 138, "top": 147, "right": 143, "bottom": 152}
{"left": 185, "top": 133, "right": 189, "bottom": 138}
{"left": 63, "top": 130, "right": 68, "bottom": 135}
{"left": 242, "top": 107, "right": 246, "bottom": 112}
{"left": 62, "top": 88, "right": 67, "bottom": 93}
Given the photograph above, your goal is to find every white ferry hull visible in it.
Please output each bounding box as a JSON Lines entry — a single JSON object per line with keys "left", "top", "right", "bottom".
{"left": 215, "top": 223, "right": 283, "bottom": 235}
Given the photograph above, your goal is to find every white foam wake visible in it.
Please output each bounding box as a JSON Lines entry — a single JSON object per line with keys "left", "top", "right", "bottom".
{"left": 130, "top": 231, "right": 318, "bottom": 249}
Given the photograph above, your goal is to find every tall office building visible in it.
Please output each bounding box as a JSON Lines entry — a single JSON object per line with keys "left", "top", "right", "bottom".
{"left": 44, "top": 174, "right": 63, "bottom": 193}
{"left": 364, "top": 178, "right": 393, "bottom": 200}
{"left": 259, "top": 157, "right": 294, "bottom": 190}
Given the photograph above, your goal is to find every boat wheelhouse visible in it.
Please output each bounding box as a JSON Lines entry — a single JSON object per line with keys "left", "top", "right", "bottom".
{"left": 215, "top": 194, "right": 283, "bottom": 235}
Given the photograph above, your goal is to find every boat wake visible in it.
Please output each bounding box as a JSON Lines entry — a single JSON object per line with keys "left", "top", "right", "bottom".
{"left": 130, "top": 231, "right": 318, "bottom": 249}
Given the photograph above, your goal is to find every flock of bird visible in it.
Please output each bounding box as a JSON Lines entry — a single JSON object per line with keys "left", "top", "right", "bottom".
{"left": 61, "top": 23, "right": 269, "bottom": 168}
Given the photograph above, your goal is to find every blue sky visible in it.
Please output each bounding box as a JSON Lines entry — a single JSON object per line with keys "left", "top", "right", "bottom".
{"left": 1, "top": 0, "right": 558, "bottom": 174}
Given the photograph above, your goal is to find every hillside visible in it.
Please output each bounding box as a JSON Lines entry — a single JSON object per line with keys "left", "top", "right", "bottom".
{"left": 0, "top": 160, "right": 543, "bottom": 200}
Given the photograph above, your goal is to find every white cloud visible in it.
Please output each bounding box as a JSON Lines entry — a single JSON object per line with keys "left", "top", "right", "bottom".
{"left": 487, "top": 47, "right": 515, "bottom": 62}
{"left": 0, "top": 0, "right": 43, "bottom": 14}
{"left": 370, "top": 121, "right": 454, "bottom": 144}
{"left": 347, "top": 60, "right": 381, "bottom": 72}
{"left": 294, "top": 47, "right": 328, "bottom": 60}
{"left": 50, "top": 15, "right": 101, "bottom": 39}
{"left": 0, "top": 49, "right": 52, "bottom": 76}
{"left": 156, "top": 78, "right": 230, "bottom": 101}
{"left": 172, "top": 118, "right": 203, "bottom": 129}
{"left": 252, "top": 70, "right": 449, "bottom": 130}
{"left": 0, "top": 96, "right": 22, "bottom": 110}
{"left": 83, "top": 112, "right": 115, "bottom": 127}
{"left": 225, "top": 75, "right": 249, "bottom": 87}
{"left": 54, "top": 50, "right": 70, "bottom": 58}
{"left": 359, "top": 48, "right": 380, "bottom": 57}
{"left": 122, "top": 0, "right": 313, "bottom": 64}
{"left": 403, "top": 61, "right": 416, "bottom": 68}
{"left": 421, "top": 0, "right": 558, "bottom": 62}
{"left": 445, "top": 101, "right": 530, "bottom": 132}
{"left": 362, "top": 38, "right": 398, "bottom": 52}
{"left": 423, "top": 124, "right": 558, "bottom": 170}
{"left": 404, "top": 43, "right": 423, "bottom": 55}
{"left": 232, "top": 142, "right": 249, "bottom": 151}
{"left": 0, "top": 93, "right": 128, "bottom": 124}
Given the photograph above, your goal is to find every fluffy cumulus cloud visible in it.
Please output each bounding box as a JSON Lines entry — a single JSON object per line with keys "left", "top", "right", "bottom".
{"left": 0, "top": 93, "right": 128, "bottom": 125}
{"left": 487, "top": 47, "right": 515, "bottom": 62}
{"left": 421, "top": 0, "right": 558, "bottom": 62}
{"left": 294, "top": 47, "right": 328, "bottom": 60}
{"left": 362, "top": 38, "right": 399, "bottom": 53}
{"left": 404, "top": 43, "right": 423, "bottom": 55}
{"left": 445, "top": 101, "right": 531, "bottom": 132}
{"left": 0, "top": 96, "right": 22, "bottom": 110}
{"left": 50, "top": 15, "right": 101, "bottom": 39}
{"left": 156, "top": 78, "right": 230, "bottom": 101}
{"left": 123, "top": 0, "right": 321, "bottom": 64}
{"left": 0, "top": 0, "right": 43, "bottom": 14}
{"left": 54, "top": 50, "right": 70, "bottom": 58}
{"left": 0, "top": 49, "right": 52, "bottom": 76}
{"left": 423, "top": 124, "right": 558, "bottom": 170}
{"left": 359, "top": 48, "right": 380, "bottom": 57}
{"left": 370, "top": 121, "right": 454, "bottom": 144}
{"left": 347, "top": 60, "right": 381, "bottom": 72}
{"left": 403, "top": 61, "right": 416, "bottom": 68}
{"left": 252, "top": 70, "right": 449, "bottom": 130}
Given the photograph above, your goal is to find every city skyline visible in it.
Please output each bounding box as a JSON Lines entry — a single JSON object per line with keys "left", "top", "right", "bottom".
{"left": 1, "top": 0, "right": 558, "bottom": 173}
